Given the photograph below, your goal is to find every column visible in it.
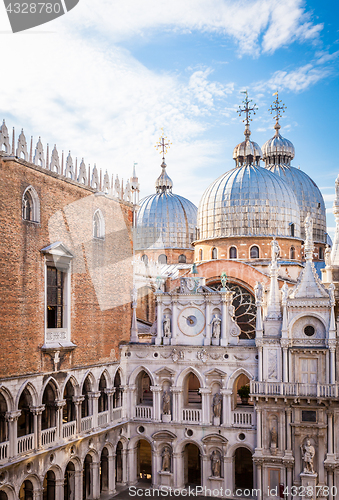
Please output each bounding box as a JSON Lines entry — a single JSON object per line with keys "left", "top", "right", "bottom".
{"left": 33, "top": 489, "right": 43, "bottom": 500}
{"left": 224, "top": 457, "right": 233, "bottom": 494}
{"left": 278, "top": 412, "right": 285, "bottom": 453}
{"left": 74, "top": 470, "right": 83, "bottom": 500}
{"left": 221, "top": 294, "right": 227, "bottom": 346}
{"left": 155, "top": 295, "right": 162, "bottom": 345}
{"left": 328, "top": 469, "right": 334, "bottom": 500}
{"left": 286, "top": 466, "right": 293, "bottom": 500}
{"left": 126, "top": 386, "right": 136, "bottom": 420}
{"left": 127, "top": 446, "right": 138, "bottom": 485}
{"left": 55, "top": 400, "right": 66, "bottom": 441}
{"left": 105, "top": 388, "right": 115, "bottom": 422}
{"left": 330, "top": 348, "right": 336, "bottom": 384}
{"left": 121, "top": 385, "right": 128, "bottom": 419}
{"left": 151, "top": 386, "right": 162, "bottom": 422}
{"left": 92, "top": 461, "right": 100, "bottom": 499}
{"left": 221, "top": 390, "right": 231, "bottom": 426}
{"left": 122, "top": 449, "right": 128, "bottom": 485}
{"left": 200, "top": 388, "right": 211, "bottom": 425}
{"left": 170, "top": 388, "right": 181, "bottom": 423}
{"left": 256, "top": 409, "right": 262, "bottom": 450}
{"left": 328, "top": 412, "right": 334, "bottom": 456}
{"left": 5, "top": 410, "right": 20, "bottom": 458}
{"left": 152, "top": 449, "right": 160, "bottom": 488}
{"left": 285, "top": 408, "right": 292, "bottom": 452}
{"left": 171, "top": 297, "right": 178, "bottom": 345}
{"left": 55, "top": 478, "right": 65, "bottom": 500}
{"left": 282, "top": 348, "right": 288, "bottom": 383}
{"left": 31, "top": 405, "right": 44, "bottom": 450}
{"left": 201, "top": 454, "right": 209, "bottom": 489}
{"left": 258, "top": 346, "right": 263, "bottom": 382}
{"left": 173, "top": 452, "right": 184, "bottom": 489}
{"left": 108, "top": 453, "right": 116, "bottom": 495}
{"left": 204, "top": 298, "right": 211, "bottom": 346}
{"left": 73, "top": 396, "right": 84, "bottom": 434}
{"left": 88, "top": 392, "right": 100, "bottom": 429}
{"left": 256, "top": 461, "right": 262, "bottom": 500}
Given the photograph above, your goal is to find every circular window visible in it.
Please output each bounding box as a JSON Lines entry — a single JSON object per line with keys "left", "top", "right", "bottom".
{"left": 255, "top": 354, "right": 258, "bottom": 360}
{"left": 138, "top": 425, "right": 145, "bottom": 434}
{"left": 304, "top": 325, "right": 315, "bottom": 337}
{"left": 224, "top": 353, "right": 229, "bottom": 359}
{"left": 153, "top": 352, "right": 159, "bottom": 358}
{"left": 238, "top": 433, "right": 246, "bottom": 441}
{"left": 186, "top": 429, "right": 193, "bottom": 437}
{"left": 49, "top": 453, "right": 55, "bottom": 463}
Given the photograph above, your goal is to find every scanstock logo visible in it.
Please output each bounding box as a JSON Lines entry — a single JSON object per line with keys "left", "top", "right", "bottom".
{"left": 4, "top": 0, "right": 79, "bottom": 33}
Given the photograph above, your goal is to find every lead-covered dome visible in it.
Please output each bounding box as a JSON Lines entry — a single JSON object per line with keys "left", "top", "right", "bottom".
{"left": 262, "top": 122, "right": 295, "bottom": 164}
{"left": 136, "top": 161, "right": 197, "bottom": 250}
{"left": 197, "top": 164, "right": 301, "bottom": 240}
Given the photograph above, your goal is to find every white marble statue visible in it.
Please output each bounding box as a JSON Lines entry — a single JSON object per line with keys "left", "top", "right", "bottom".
{"left": 163, "top": 315, "right": 171, "bottom": 337}
{"left": 301, "top": 439, "right": 315, "bottom": 474}
{"left": 210, "top": 315, "right": 221, "bottom": 338}
{"left": 254, "top": 281, "right": 263, "bottom": 304}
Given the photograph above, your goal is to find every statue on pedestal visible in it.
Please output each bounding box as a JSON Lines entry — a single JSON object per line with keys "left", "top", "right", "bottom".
{"left": 162, "top": 390, "right": 171, "bottom": 415}
{"left": 162, "top": 446, "right": 171, "bottom": 472}
{"left": 254, "top": 281, "right": 263, "bottom": 304}
{"left": 163, "top": 315, "right": 171, "bottom": 338}
{"left": 271, "top": 238, "right": 280, "bottom": 263}
{"left": 212, "top": 392, "right": 222, "bottom": 418}
{"left": 211, "top": 450, "right": 221, "bottom": 477}
{"left": 301, "top": 439, "right": 315, "bottom": 474}
{"left": 210, "top": 315, "right": 221, "bottom": 339}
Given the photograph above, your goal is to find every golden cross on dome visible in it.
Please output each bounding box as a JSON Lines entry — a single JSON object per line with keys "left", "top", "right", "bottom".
{"left": 237, "top": 90, "right": 258, "bottom": 126}
{"left": 155, "top": 128, "right": 172, "bottom": 160}
{"left": 269, "top": 91, "right": 286, "bottom": 121}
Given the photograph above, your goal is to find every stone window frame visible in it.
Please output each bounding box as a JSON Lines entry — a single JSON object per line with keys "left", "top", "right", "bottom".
{"left": 41, "top": 243, "right": 76, "bottom": 350}
{"left": 22, "top": 185, "right": 40, "bottom": 223}
{"left": 249, "top": 245, "right": 259, "bottom": 259}
{"left": 93, "top": 209, "right": 105, "bottom": 240}
{"left": 229, "top": 246, "right": 237, "bottom": 259}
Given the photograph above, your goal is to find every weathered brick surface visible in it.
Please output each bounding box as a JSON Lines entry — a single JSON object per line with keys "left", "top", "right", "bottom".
{"left": 0, "top": 156, "right": 133, "bottom": 378}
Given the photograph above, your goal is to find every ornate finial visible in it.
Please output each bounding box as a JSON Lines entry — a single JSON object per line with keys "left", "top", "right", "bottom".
{"left": 220, "top": 272, "right": 228, "bottom": 289}
{"left": 237, "top": 90, "right": 258, "bottom": 138}
{"left": 269, "top": 91, "right": 286, "bottom": 135}
{"left": 155, "top": 128, "right": 172, "bottom": 162}
{"left": 191, "top": 263, "right": 198, "bottom": 275}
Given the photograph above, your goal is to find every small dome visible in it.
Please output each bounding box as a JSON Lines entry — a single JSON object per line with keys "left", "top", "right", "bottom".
{"left": 197, "top": 164, "right": 301, "bottom": 241}
{"left": 155, "top": 160, "right": 173, "bottom": 193}
{"left": 262, "top": 123, "right": 295, "bottom": 164}
{"left": 232, "top": 124, "right": 262, "bottom": 167}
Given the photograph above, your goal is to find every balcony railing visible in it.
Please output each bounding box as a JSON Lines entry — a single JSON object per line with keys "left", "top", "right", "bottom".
{"left": 98, "top": 410, "right": 109, "bottom": 427}
{"left": 0, "top": 441, "right": 9, "bottom": 461}
{"left": 135, "top": 405, "right": 153, "bottom": 420}
{"left": 182, "top": 408, "right": 201, "bottom": 423}
{"left": 251, "top": 381, "right": 339, "bottom": 398}
{"left": 18, "top": 433, "right": 34, "bottom": 454}
{"left": 41, "top": 427, "right": 57, "bottom": 446}
{"left": 81, "top": 416, "right": 93, "bottom": 432}
{"left": 113, "top": 407, "right": 122, "bottom": 421}
{"left": 232, "top": 409, "right": 254, "bottom": 427}
{"left": 63, "top": 420, "right": 76, "bottom": 439}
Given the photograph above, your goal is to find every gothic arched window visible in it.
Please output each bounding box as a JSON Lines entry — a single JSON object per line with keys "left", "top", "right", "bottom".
{"left": 93, "top": 209, "right": 105, "bottom": 239}
{"left": 22, "top": 186, "right": 40, "bottom": 222}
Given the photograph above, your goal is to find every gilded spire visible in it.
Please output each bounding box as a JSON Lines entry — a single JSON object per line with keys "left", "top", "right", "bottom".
{"left": 155, "top": 129, "right": 173, "bottom": 193}
{"left": 237, "top": 90, "right": 258, "bottom": 139}
{"left": 269, "top": 91, "right": 286, "bottom": 136}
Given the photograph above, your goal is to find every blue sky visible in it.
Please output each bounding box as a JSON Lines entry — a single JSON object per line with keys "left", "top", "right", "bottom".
{"left": 1, "top": 0, "right": 338, "bottom": 236}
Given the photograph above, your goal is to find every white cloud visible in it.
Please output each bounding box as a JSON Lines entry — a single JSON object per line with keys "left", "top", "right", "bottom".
{"left": 257, "top": 63, "right": 331, "bottom": 93}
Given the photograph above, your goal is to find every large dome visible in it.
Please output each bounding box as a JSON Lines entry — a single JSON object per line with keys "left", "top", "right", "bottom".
{"left": 197, "top": 164, "right": 301, "bottom": 241}
{"left": 136, "top": 161, "right": 197, "bottom": 250}
{"left": 265, "top": 164, "right": 326, "bottom": 243}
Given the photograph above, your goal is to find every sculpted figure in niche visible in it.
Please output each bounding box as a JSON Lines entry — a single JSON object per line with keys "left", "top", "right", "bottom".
{"left": 163, "top": 315, "right": 171, "bottom": 338}
{"left": 281, "top": 282, "right": 289, "bottom": 303}
{"left": 305, "top": 213, "right": 313, "bottom": 243}
{"left": 162, "top": 446, "right": 171, "bottom": 472}
{"left": 211, "top": 315, "right": 221, "bottom": 338}
{"left": 301, "top": 439, "right": 315, "bottom": 474}
{"left": 162, "top": 390, "right": 171, "bottom": 415}
{"left": 211, "top": 450, "right": 221, "bottom": 477}
{"left": 325, "top": 245, "right": 331, "bottom": 268}
{"left": 270, "top": 424, "right": 278, "bottom": 449}
{"left": 212, "top": 392, "right": 222, "bottom": 418}
{"left": 271, "top": 238, "right": 280, "bottom": 262}
{"left": 254, "top": 281, "right": 263, "bottom": 304}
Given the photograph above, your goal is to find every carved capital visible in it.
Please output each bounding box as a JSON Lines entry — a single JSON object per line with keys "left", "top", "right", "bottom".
{"left": 88, "top": 391, "right": 101, "bottom": 400}
{"left": 5, "top": 410, "right": 21, "bottom": 421}
{"left": 72, "top": 396, "right": 85, "bottom": 405}
{"left": 30, "top": 405, "right": 45, "bottom": 415}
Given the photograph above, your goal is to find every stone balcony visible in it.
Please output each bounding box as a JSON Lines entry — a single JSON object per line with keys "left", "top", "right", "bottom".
{"left": 251, "top": 381, "right": 339, "bottom": 399}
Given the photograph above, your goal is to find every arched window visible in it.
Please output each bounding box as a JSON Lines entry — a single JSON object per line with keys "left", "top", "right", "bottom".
{"left": 82, "top": 376, "right": 92, "bottom": 418}
{"left": 98, "top": 374, "right": 108, "bottom": 413}
{"left": 290, "top": 246, "right": 295, "bottom": 259}
{"left": 290, "top": 223, "right": 295, "bottom": 237}
{"left": 229, "top": 246, "right": 237, "bottom": 259}
{"left": 141, "top": 254, "right": 148, "bottom": 265}
{"left": 211, "top": 247, "right": 217, "bottom": 260}
{"left": 93, "top": 209, "right": 105, "bottom": 239}
{"left": 319, "top": 247, "right": 324, "bottom": 260}
{"left": 250, "top": 246, "right": 259, "bottom": 259}
{"left": 199, "top": 249, "right": 203, "bottom": 261}
{"left": 22, "top": 186, "right": 40, "bottom": 222}
{"left": 42, "top": 383, "right": 57, "bottom": 431}
{"left": 178, "top": 254, "right": 186, "bottom": 263}
{"left": 158, "top": 254, "right": 167, "bottom": 265}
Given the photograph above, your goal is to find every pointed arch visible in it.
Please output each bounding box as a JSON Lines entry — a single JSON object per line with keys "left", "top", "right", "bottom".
{"left": 174, "top": 438, "right": 204, "bottom": 455}
{"left": 0, "top": 386, "right": 14, "bottom": 412}
{"left": 175, "top": 366, "right": 205, "bottom": 389}
{"left": 80, "top": 371, "right": 96, "bottom": 392}
{"left": 43, "top": 464, "right": 63, "bottom": 481}
{"left": 93, "top": 209, "right": 105, "bottom": 239}
{"left": 15, "top": 381, "right": 38, "bottom": 409}
{"left": 0, "top": 485, "right": 16, "bottom": 500}
{"left": 22, "top": 186, "right": 40, "bottom": 223}
{"left": 128, "top": 366, "right": 155, "bottom": 386}
{"left": 112, "top": 365, "right": 125, "bottom": 385}
{"left": 226, "top": 368, "right": 254, "bottom": 390}
{"left": 60, "top": 374, "right": 79, "bottom": 398}
{"left": 98, "top": 368, "right": 112, "bottom": 388}
{"left": 40, "top": 376, "right": 60, "bottom": 404}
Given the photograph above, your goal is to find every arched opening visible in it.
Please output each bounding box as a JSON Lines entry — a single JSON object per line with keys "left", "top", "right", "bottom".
{"left": 234, "top": 448, "right": 253, "bottom": 490}
{"left": 158, "top": 254, "right": 167, "bottom": 265}
{"left": 178, "top": 254, "right": 186, "bottom": 263}
{"left": 18, "top": 388, "right": 33, "bottom": 438}
{"left": 63, "top": 380, "right": 76, "bottom": 424}
{"left": 137, "top": 440, "right": 152, "bottom": 483}
{"left": 290, "top": 223, "right": 295, "bottom": 237}
{"left": 115, "top": 441, "right": 123, "bottom": 484}
{"left": 113, "top": 371, "right": 123, "bottom": 408}
{"left": 229, "top": 246, "right": 237, "bottom": 259}
{"left": 290, "top": 246, "right": 295, "bottom": 260}
{"left": 184, "top": 443, "right": 201, "bottom": 486}
{"left": 250, "top": 246, "right": 259, "bottom": 259}
{"left": 199, "top": 249, "right": 203, "bottom": 261}
{"left": 136, "top": 371, "right": 152, "bottom": 406}
{"left": 319, "top": 247, "right": 324, "bottom": 260}
{"left": 22, "top": 190, "right": 33, "bottom": 221}
{"left": 141, "top": 254, "right": 148, "bottom": 265}
{"left": 184, "top": 373, "right": 201, "bottom": 407}
{"left": 83, "top": 454, "right": 92, "bottom": 499}
{"left": 98, "top": 374, "right": 108, "bottom": 414}
{"left": 43, "top": 470, "right": 56, "bottom": 500}
{"left": 0, "top": 491, "right": 8, "bottom": 500}
{"left": 233, "top": 374, "right": 252, "bottom": 408}
{"left": 81, "top": 376, "right": 92, "bottom": 418}
{"left": 64, "top": 462, "right": 75, "bottom": 500}
{"left": 42, "top": 383, "right": 57, "bottom": 430}
{"left": 100, "top": 447, "right": 109, "bottom": 494}
{"left": 19, "top": 480, "right": 33, "bottom": 500}
{"left": 93, "top": 210, "right": 104, "bottom": 239}
{"left": 211, "top": 247, "right": 217, "bottom": 259}
{"left": 0, "top": 393, "right": 8, "bottom": 444}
